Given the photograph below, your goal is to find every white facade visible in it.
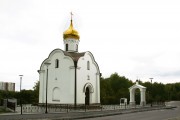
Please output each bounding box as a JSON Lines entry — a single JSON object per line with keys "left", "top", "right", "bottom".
{"left": 76, "top": 52, "right": 100, "bottom": 104}
{"left": 63, "top": 38, "right": 79, "bottom": 52}
{"left": 38, "top": 18, "right": 100, "bottom": 105}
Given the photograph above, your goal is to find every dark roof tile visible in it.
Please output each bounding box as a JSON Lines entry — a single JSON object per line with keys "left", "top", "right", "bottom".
{"left": 63, "top": 51, "right": 85, "bottom": 62}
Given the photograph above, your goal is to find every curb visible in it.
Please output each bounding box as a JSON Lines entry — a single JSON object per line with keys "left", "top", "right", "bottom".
{"left": 49, "top": 106, "right": 177, "bottom": 120}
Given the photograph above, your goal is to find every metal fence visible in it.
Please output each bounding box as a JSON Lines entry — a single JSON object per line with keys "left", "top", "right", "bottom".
{"left": 15, "top": 102, "right": 166, "bottom": 114}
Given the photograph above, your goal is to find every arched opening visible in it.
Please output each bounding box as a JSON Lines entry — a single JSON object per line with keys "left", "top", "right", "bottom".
{"left": 66, "top": 44, "right": 68, "bottom": 51}
{"left": 76, "top": 44, "right": 78, "bottom": 51}
{"left": 85, "top": 87, "right": 90, "bottom": 105}
{"left": 87, "top": 61, "right": 90, "bottom": 70}
{"left": 135, "top": 88, "right": 140, "bottom": 104}
{"left": 55, "top": 59, "right": 59, "bottom": 68}
{"left": 129, "top": 82, "right": 146, "bottom": 106}
{"left": 52, "top": 87, "right": 60, "bottom": 102}
{"left": 83, "top": 83, "right": 94, "bottom": 105}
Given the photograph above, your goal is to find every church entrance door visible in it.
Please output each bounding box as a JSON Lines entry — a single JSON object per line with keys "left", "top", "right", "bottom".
{"left": 85, "top": 87, "right": 90, "bottom": 105}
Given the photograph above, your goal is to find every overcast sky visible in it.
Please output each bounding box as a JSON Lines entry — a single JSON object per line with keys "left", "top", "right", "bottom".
{"left": 0, "top": 0, "right": 180, "bottom": 91}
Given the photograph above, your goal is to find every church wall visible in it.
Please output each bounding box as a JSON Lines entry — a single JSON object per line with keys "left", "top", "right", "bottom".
{"left": 39, "top": 50, "right": 75, "bottom": 104}
{"left": 76, "top": 52, "right": 100, "bottom": 104}
{"left": 63, "top": 39, "right": 79, "bottom": 52}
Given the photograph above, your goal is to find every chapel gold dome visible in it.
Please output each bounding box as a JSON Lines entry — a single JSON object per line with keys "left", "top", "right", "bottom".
{"left": 63, "top": 20, "right": 80, "bottom": 40}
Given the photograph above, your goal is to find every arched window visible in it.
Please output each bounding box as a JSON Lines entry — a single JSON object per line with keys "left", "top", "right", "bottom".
{"left": 55, "top": 59, "right": 59, "bottom": 68}
{"left": 52, "top": 87, "right": 60, "bottom": 101}
{"left": 87, "top": 75, "right": 90, "bottom": 80}
{"left": 87, "top": 61, "right": 90, "bottom": 70}
{"left": 66, "top": 44, "right": 68, "bottom": 51}
{"left": 76, "top": 44, "right": 78, "bottom": 51}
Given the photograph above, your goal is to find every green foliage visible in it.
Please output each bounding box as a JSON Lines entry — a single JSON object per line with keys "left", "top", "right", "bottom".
{"left": 1, "top": 74, "right": 180, "bottom": 105}
{"left": 32, "top": 80, "right": 40, "bottom": 104}
{"left": 0, "top": 80, "right": 40, "bottom": 105}
{"left": 100, "top": 73, "right": 180, "bottom": 105}
{"left": 100, "top": 73, "right": 133, "bottom": 104}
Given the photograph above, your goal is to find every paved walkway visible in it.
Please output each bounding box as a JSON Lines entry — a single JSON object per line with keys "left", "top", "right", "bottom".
{"left": 0, "top": 106, "right": 175, "bottom": 120}
{"left": 80, "top": 107, "right": 180, "bottom": 120}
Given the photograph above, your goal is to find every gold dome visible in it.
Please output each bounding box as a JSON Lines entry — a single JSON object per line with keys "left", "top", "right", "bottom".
{"left": 63, "top": 19, "right": 80, "bottom": 40}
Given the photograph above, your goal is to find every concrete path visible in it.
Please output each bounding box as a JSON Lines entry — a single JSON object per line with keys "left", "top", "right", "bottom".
{"left": 0, "top": 106, "right": 175, "bottom": 120}
{"left": 81, "top": 107, "right": 180, "bottom": 120}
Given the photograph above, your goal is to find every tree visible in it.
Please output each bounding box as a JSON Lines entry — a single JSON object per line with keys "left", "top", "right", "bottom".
{"left": 100, "top": 73, "right": 133, "bottom": 104}
{"left": 32, "top": 80, "right": 40, "bottom": 104}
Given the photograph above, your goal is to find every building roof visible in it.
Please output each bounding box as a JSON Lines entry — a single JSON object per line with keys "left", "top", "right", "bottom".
{"left": 129, "top": 82, "right": 146, "bottom": 90}
{"left": 63, "top": 51, "right": 85, "bottom": 62}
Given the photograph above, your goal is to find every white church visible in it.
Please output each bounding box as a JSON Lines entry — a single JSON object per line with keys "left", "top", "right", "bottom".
{"left": 38, "top": 15, "right": 101, "bottom": 106}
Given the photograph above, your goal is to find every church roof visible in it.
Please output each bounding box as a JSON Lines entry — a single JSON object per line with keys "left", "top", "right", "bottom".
{"left": 129, "top": 82, "right": 146, "bottom": 90}
{"left": 63, "top": 51, "right": 85, "bottom": 62}
{"left": 39, "top": 49, "right": 86, "bottom": 71}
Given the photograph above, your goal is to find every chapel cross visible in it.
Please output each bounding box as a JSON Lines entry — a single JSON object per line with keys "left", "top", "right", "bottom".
{"left": 70, "top": 12, "right": 73, "bottom": 20}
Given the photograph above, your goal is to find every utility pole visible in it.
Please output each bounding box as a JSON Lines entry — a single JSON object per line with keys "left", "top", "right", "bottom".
{"left": 149, "top": 78, "right": 153, "bottom": 107}
{"left": 19, "top": 75, "right": 23, "bottom": 115}
{"left": 44, "top": 62, "right": 51, "bottom": 114}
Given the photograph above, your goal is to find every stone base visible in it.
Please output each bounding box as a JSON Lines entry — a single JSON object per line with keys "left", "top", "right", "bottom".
{"left": 129, "top": 102, "right": 136, "bottom": 106}
{"left": 140, "top": 101, "right": 146, "bottom": 106}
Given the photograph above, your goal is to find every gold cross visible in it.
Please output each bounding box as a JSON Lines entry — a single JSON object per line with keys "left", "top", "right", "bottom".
{"left": 70, "top": 12, "right": 73, "bottom": 20}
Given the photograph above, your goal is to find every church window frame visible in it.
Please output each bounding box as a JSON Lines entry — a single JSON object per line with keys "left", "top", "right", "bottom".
{"left": 66, "top": 44, "right": 68, "bottom": 51}
{"left": 87, "top": 75, "right": 90, "bottom": 80}
{"left": 52, "top": 87, "right": 60, "bottom": 102}
{"left": 76, "top": 44, "right": 78, "bottom": 51}
{"left": 87, "top": 61, "right": 90, "bottom": 70}
{"left": 55, "top": 59, "right": 59, "bottom": 68}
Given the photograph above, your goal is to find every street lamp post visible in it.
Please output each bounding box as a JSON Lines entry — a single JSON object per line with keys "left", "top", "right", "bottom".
{"left": 44, "top": 62, "right": 51, "bottom": 114}
{"left": 19, "top": 75, "right": 23, "bottom": 115}
{"left": 149, "top": 78, "right": 153, "bottom": 107}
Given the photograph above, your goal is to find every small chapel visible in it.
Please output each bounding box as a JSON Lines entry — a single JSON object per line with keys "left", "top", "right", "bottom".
{"left": 38, "top": 14, "right": 101, "bottom": 106}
